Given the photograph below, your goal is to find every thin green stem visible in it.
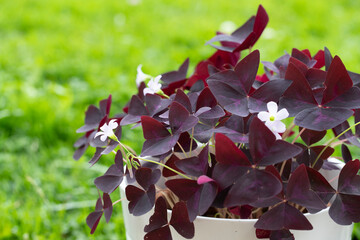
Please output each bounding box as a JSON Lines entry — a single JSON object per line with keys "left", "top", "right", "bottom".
{"left": 176, "top": 142, "right": 188, "bottom": 158}
{"left": 312, "top": 121, "right": 360, "bottom": 168}
{"left": 134, "top": 155, "right": 192, "bottom": 180}
{"left": 189, "top": 127, "right": 195, "bottom": 157}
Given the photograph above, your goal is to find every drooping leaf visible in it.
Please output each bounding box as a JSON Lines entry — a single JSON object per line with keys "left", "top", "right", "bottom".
{"left": 169, "top": 202, "right": 195, "bottom": 238}
{"left": 126, "top": 184, "right": 156, "bottom": 216}
{"left": 144, "top": 197, "right": 168, "bottom": 233}
{"left": 94, "top": 164, "right": 125, "bottom": 193}
{"left": 329, "top": 193, "right": 360, "bottom": 225}
{"left": 103, "top": 193, "right": 113, "bottom": 223}
{"left": 254, "top": 202, "right": 313, "bottom": 230}
{"left": 205, "top": 5, "right": 268, "bottom": 52}
{"left": 135, "top": 168, "right": 161, "bottom": 191}
{"left": 341, "top": 144, "right": 352, "bottom": 163}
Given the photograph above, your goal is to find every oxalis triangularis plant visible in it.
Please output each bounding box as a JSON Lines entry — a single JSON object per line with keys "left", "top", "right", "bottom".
{"left": 74, "top": 5, "right": 360, "bottom": 240}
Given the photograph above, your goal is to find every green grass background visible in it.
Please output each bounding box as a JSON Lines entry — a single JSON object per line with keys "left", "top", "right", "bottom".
{"left": 1, "top": 0, "right": 360, "bottom": 239}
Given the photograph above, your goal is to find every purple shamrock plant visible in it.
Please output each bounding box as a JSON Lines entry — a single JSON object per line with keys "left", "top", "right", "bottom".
{"left": 74, "top": 5, "right": 360, "bottom": 240}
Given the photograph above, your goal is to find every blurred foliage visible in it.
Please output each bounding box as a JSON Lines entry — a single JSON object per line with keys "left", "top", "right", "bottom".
{"left": 0, "top": 0, "right": 360, "bottom": 239}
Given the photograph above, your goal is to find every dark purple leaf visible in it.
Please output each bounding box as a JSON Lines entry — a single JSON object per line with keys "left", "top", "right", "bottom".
{"left": 341, "top": 144, "right": 352, "bottom": 163}
{"left": 114, "top": 150, "right": 123, "bottom": 169}
{"left": 166, "top": 179, "right": 200, "bottom": 201}
{"left": 212, "top": 163, "right": 249, "bottom": 189}
{"left": 174, "top": 132, "right": 198, "bottom": 152}
{"left": 196, "top": 87, "right": 217, "bottom": 109}
{"left": 329, "top": 193, "right": 360, "bottom": 225}
{"left": 144, "top": 227, "right": 172, "bottom": 240}
{"left": 141, "top": 134, "right": 180, "bottom": 157}
{"left": 233, "top": 50, "right": 260, "bottom": 93}
{"left": 300, "top": 128, "right": 326, "bottom": 146}
{"left": 120, "top": 95, "right": 148, "bottom": 125}
{"left": 161, "top": 58, "right": 189, "bottom": 84}
{"left": 224, "top": 168, "right": 282, "bottom": 206}
{"left": 270, "top": 229, "right": 294, "bottom": 240}
{"left": 248, "top": 79, "right": 292, "bottom": 113}
{"left": 145, "top": 94, "right": 171, "bottom": 117}
{"left": 338, "top": 159, "right": 360, "bottom": 195}
{"left": 77, "top": 105, "right": 103, "bottom": 133}
{"left": 144, "top": 197, "right": 168, "bottom": 233}
{"left": 169, "top": 102, "right": 198, "bottom": 134}
{"left": 103, "top": 193, "right": 113, "bottom": 223}
{"left": 186, "top": 181, "right": 218, "bottom": 221}
{"left": 254, "top": 202, "right": 313, "bottom": 230}
{"left": 306, "top": 68, "right": 326, "bottom": 88}
{"left": 173, "top": 89, "right": 192, "bottom": 113}
{"left": 86, "top": 211, "right": 103, "bottom": 234}
{"left": 163, "top": 154, "right": 184, "bottom": 177}
{"left": 294, "top": 107, "right": 353, "bottom": 131}
{"left": 249, "top": 117, "right": 275, "bottom": 163}
{"left": 322, "top": 56, "right": 353, "bottom": 105}
{"left": 175, "top": 145, "right": 209, "bottom": 177}
{"left": 279, "top": 63, "right": 318, "bottom": 116}
{"left": 207, "top": 73, "right": 249, "bottom": 116}
{"left": 215, "top": 133, "right": 251, "bottom": 166}
{"left": 206, "top": 5, "right": 268, "bottom": 52}
{"left": 142, "top": 116, "right": 170, "bottom": 139}
{"left": 169, "top": 201, "right": 195, "bottom": 239}
{"left": 94, "top": 164, "right": 124, "bottom": 193}
{"left": 135, "top": 168, "right": 161, "bottom": 191}
{"left": 286, "top": 165, "right": 327, "bottom": 213}
{"left": 259, "top": 140, "right": 302, "bottom": 166}
{"left": 126, "top": 184, "right": 156, "bottom": 216}
{"left": 323, "top": 86, "right": 360, "bottom": 109}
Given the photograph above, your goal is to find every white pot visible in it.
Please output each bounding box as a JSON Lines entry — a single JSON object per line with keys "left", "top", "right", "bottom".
{"left": 119, "top": 159, "right": 354, "bottom": 240}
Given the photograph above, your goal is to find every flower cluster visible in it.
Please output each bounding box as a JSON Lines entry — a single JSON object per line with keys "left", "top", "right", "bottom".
{"left": 74, "top": 5, "right": 360, "bottom": 240}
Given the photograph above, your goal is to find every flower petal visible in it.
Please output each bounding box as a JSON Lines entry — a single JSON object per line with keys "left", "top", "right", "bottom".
{"left": 100, "top": 135, "right": 108, "bottom": 142}
{"left": 258, "top": 111, "right": 270, "bottom": 121}
{"left": 267, "top": 101, "right": 278, "bottom": 114}
{"left": 95, "top": 131, "right": 104, "bottom": 139}
{"left": 273, "top": 131, "right": 282, "bottom": 140}
{"left": 270, "top": 121, "right": 286, "bottom": 133}
{"left": 143, "top": 88, "right": 154, "bottom": 95}
{"left": 108, "top": 119, "right": 118, "bottom": 129}
{"left": 276, "top": 108, "right": 289, "bottom": 120}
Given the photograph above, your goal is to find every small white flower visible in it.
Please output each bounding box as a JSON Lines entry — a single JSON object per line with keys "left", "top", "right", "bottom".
{"left": 136, "top": 64, "right": 151, "bottom": 86}
{"left": 94, "top": 119, "right": 119, "bottom": 142}
{"left": 258, "top": 101, "right": 289, "bottom": 139}
{"left": 143, "top": 75, "right": 162, "bottom": 95}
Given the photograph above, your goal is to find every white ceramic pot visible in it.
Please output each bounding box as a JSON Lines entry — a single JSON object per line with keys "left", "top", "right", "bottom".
{"left": 119, "top": 159, "right": 354, "bottom": 240}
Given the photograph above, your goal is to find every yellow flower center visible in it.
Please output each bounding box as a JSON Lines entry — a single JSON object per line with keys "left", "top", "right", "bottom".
{"left": 270, "top": 115, "right": 275, "bottom": 121}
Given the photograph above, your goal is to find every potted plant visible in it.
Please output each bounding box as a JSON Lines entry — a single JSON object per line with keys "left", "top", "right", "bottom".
{"left": 74, "top": 5, "right": 360, "bottom": 240}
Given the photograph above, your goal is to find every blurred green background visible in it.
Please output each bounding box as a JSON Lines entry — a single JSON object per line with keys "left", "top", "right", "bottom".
{"left": 1, "top": 0, "right": 360, "bottom": 239}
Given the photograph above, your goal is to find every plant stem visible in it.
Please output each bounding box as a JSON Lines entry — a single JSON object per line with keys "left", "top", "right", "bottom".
{"left": 312, "top": 121, "right": 360, "bottom": 168}
{"left": 292, "top": 127, "right": 306, "bottom": 144}
{"left": 134, "top": 155, "right": 192, "bottom": 180}
{"left": 112, "top": 198, "right": 125, "bottom": 206}
{"left": 282, "top": 121, "right": 295, "bottom": 140}
{"left": 189, "top": 127, "right": 195, "bottom": 157}
{"left": 176, "top": 142, "right": 188, "bottom": 158}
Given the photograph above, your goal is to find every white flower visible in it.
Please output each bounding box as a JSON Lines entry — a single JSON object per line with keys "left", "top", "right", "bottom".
{"left": 94, "top": 119, "right": 119, "bottom": 142}
{"left": 143, "top": 75, "right": 162, "bottom": 95}
{"left": 136, "top": 64, "right": 151, "bottom": 86}
{"left": 258, "top": 101, "right": 289, "bottom": 140}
